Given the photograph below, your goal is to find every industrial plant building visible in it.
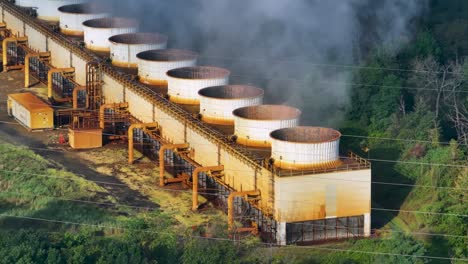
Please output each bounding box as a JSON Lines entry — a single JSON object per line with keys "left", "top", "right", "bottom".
{"left": 0, "top": 0, "right": 371, "bottom": 245}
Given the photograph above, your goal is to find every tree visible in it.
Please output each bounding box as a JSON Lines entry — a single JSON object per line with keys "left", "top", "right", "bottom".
{"left": 408, "top": 57, "right": 465, "bottom": 138}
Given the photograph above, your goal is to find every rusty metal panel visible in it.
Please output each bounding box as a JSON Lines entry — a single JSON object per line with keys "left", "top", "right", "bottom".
{"left": 68, "top": 128, "right": 102, "bottom": 149}
{"left": 274, "top": 169, "right": 371, "bottom": 223}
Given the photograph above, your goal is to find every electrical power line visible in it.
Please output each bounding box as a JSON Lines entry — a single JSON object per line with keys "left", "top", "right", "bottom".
{"left": 0, "top": 140, "right": 466, "bottom": 190}
{"left": 0, "top": 213, "right": 465, "bottom": 262}
{"left": 1, "top": 189, "right": 466, "bottom": 239}
{"left": 0, "top": 125, "right": 467, "bottom": 191}
{"left": 1, "top": 169, "right": 466, "bottom": 218}
{"left": 3, "top": 122, "right": 465, "bottom": 169}
{"left": 2, "top": 98, "right": 467, "bottom": 147}
{"left": 199, "top": 55, "right": 468, "bottom": 77}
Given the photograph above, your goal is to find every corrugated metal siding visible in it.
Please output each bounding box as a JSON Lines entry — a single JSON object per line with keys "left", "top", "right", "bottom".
{"left": 200, "top": 96, "right": 263, "bottom": 124}
{"left": 235, "top": 118, "right": 299, "bottom": 147}
{"left": 274, "top": 169, "right": 371, "bottom": 223}
{"left": 111, "top": 42, "right": 167, "bottom": 66}
{"left": 168, "top": 77, "right": 229, "bottom": 104}
{"left": 138, "top": 59, "right": 197, "bottom": 84}
{"left": 59, "top": 12, "right": 107, "bottom": 34}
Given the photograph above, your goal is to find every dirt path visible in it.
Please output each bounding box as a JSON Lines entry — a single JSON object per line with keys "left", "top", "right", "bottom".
{"left": 0, "top": 71, "right": 158, "bottom": 209}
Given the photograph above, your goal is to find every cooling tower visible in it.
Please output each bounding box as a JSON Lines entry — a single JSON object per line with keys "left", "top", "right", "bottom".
{"left": 166, "top": 66, "right": 230, "bottom": 105}
{"left": 137, "top": 49, "right": 198, "bottom": 87}
{"left": 270, "top": 126, "right": 342, "bottom": 170}
{"left": 58, "top": 3, "right": 108, "bottom": 36}
{"left": 82, "top": 17, "right": 138, "bottom": 52}
{"left": 233, "top": 105, "right": 301, "bottom": 148}
{"left": 16, "top": 0, "right": 86, "bottom": 22}
{"left": 198, "top": 85, "right": 264, "bottom": 125}
{"left": 109, "top": 33, "right": 168, "bottom": 68}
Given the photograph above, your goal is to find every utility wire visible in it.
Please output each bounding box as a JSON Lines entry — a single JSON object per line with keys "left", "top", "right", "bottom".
{"left": 0, "top": 141, "right": 466, "bottom": 190}
{"left": 1, "top": 169, "right": 466, "bottom": 218}
{"left": 0, "top": 132, "right": 467, "bottom": 191}
{"left": 0, "top": 213, "right": 465, "bottom": 262}
{"left": 199, "top": 55, "right": 468, "bottom": 77}
{"left": 2, "top": 123, "right": 466, "bottom": 169}
{"left": 1, "top": 101, "right": 467, "bottom": 150}
{"left": 1, "top": 190, "right": 466, "bottom": 239}
{"left": 2, "top": 99, "right": 467, "bottom": 147}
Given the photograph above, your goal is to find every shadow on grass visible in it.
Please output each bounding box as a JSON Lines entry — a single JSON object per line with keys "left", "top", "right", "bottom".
{"left": 0, "top": 123, "right": 159, "bottom": 210}
{"left": 370, "top": 146, "right": 414, "bottom": 229}
{"left": 0, "top": 198, "right": 118, "bottom": 232}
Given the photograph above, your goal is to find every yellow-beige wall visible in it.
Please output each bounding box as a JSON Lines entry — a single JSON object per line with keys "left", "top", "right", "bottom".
{"left": 274, "top": 169, "right": 371, "bottom": 223}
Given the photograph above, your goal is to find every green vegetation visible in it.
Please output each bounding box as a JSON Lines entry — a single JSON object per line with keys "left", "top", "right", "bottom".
{"left": 340, "top": 3, "right": 468, "bottom": 262}
{"left": 0, "top": 143, "right": 260, "bottom": 263}
{"left": 1, "top": 1, "right": 467, "bottom": 263}
{"left": 0, "top": 142, "right": 455, "bottom": 264}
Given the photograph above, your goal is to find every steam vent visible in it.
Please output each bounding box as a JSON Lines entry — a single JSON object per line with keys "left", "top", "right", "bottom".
{"left": 198, "top": 85, "right": 264, "bottom": 125}
{"left": 137, "top": 49, "right": 198, "bottom": 86}
{"left": 82, "top": 17, "right": 138, "bottom": 52}
{"left": 58, "top": 3, "right": 108, "bottom": 36}
{"left": 109, "top": 33, "right": 168, "bottom": 68}
{"left": 16, "top": 0, "right": 85, "bottom": 21}
{"left": 233, "top": 105, "right": 301, "bottom": 147}
{"left": 270, "top": 126, "right": 342, "bottom": 169}
{"left": 167, "top": 66, "right": 230, "bottom": 105}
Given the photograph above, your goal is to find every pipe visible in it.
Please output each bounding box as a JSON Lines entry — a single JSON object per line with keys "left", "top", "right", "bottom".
{"left": 2, "top": 36, "right": 27, "bottom": 72}
{"left": 24, "top": 52, "right": 50, "bottom": 88}
{"left": 99, "top": 102, "right": 129, "bottom": 129}
{"left": 47, "top": 68, "right": 75, "bottom": 99}
{"left": 72, "top": 86, "right": 87, "bottom": 109}
{"left": 0, "top": 23, "right": 9, "bottom": 39}
{"left": 128, "top": 122, "right": 160, "bottom": 165}
{"left": 159, "top": 143, "right": 189, "bottom": 187}
{"left": 228, "top": 190, "right": 260, "bottom": 232}
{"left": 192, "top": 165, "right": 224, "bottom": 211}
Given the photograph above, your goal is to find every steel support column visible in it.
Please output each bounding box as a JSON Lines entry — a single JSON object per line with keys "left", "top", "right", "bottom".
{"left": 228, "top": 190, "right": 260, "bottom": 233}
{"left": 47, "top": 67, "right": 74, "bottom": 99}
{"left": 192, "top": 165, "right": 224, "bottom": 211}
{"left": 128, "top": 123, "right": 160, "bottom": 164}
{"left": 158, "top": 143, "right": 190, "bottom": 187}
{"left": 24, "top": 51, "right": 50, "bottom": 87}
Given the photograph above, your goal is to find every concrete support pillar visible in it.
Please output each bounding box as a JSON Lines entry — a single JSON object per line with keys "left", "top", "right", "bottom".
{"left": 276, "top": 222, "right": 287, "bottom": 246}
{"left": 364, "top": 213, "right": 371, "bottom": 237}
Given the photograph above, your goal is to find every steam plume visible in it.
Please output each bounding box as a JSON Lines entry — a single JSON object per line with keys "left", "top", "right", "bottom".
{"left": 97, "top": 0, "right": 427, "bottom": 126}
